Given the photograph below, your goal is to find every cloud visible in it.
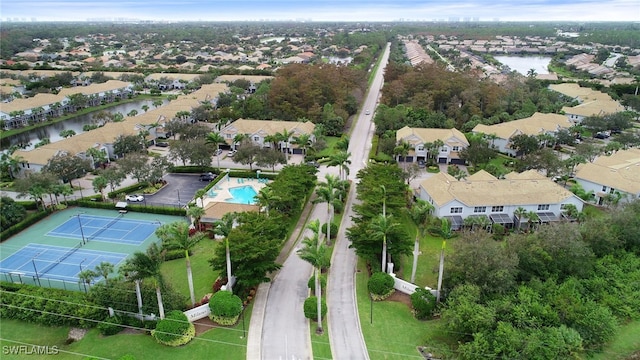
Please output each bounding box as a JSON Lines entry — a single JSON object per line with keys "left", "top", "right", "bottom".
{"left": 2, "top": 0, "right": 638, "bottom": 21}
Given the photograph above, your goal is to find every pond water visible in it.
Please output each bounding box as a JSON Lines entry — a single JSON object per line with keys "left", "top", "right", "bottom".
{"left": 494, "top": 55, "right": 553, "bottom": 75}
{"left": 2, "top": 99, "right": 167, "bottom": 151}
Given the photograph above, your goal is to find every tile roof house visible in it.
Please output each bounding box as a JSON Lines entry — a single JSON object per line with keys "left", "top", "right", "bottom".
{"left": 218, "top": 118, "right": 315, "bottom": 154}
{"left": 549, "top": 83, "right": 624, "bottom": 124}
{"left": 396, "top": 126, "right": 469, "bottom": 164}
{"left": 418, "top": 169, "right": 584, "bottom": 230}
{"left": 472, "top": 112, "right": 573, "bottom": 157}
{"left": 574, "top": 148, "right": 640, "bottom": 205}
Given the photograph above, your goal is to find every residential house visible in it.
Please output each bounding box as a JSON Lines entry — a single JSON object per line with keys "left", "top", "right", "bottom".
{"left": 472, "top": 112, "right": 572, "bottom": 157}
{"left": 549, "top": 83, "right": 624, "bottom": 124}
{"left": 417, "top": 169, "right": 584, "bottom": 230}
{"left": 574, "top": 148, "right": 640, "bottom": 205}
{"left": 218, "top": 118, "right": 315, "bottom": 153}
{"left": 0, "top": 93, "right": 68, "bottom": 129}
{"left": 396, "top": 126, "right": 469, "bottom": 164}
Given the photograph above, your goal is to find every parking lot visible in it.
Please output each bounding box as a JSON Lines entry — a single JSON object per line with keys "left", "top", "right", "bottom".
{"left": 143, "top": 173, "right": 209, "bottom": 208}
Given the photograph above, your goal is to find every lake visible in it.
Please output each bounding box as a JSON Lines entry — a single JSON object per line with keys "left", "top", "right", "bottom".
{"left": 2, "top": 99, "right": 167, "bottom": 151}
{"left": 494, "top": 55, "right": 552, "bottom": 75}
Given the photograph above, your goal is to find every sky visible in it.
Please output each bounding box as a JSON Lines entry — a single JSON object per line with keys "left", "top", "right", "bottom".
{"left": 2, "top": 0, "right": 639, "bottom": 22}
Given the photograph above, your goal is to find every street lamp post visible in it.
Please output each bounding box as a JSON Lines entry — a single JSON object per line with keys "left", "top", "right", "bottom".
{"left": 242, "top": 306, "right": 246, "bottom": 338}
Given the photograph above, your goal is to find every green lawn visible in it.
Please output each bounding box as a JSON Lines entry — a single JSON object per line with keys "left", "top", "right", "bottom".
{"left": 590, "top": 320, "right": 640, "bottom": 360}
{"left": 356, "top": 260, "right": 450, "bottom": 360}
{"left": 310, "top": 318, "right": 332, "bottom": 360}
{"left": 161, "top": 237, "right": 220, "bottom": 307}
{"left": 0, "top": 308, "right": 251, "bottom": 360}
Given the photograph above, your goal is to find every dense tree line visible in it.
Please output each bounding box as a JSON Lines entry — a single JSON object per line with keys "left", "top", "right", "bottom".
{"left": 441, "top": 200, "right": 640, "bottom": 357}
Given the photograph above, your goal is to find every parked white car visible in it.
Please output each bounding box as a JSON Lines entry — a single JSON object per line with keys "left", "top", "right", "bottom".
{"left": 228, "top": 149, "right": 237, "bottom": 157}
{"left": 125, "top": 194, "right": 144, "bottom": 202}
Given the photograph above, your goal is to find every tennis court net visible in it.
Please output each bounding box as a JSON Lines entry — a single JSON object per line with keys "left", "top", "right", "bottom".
{"left": 87, "top": 213, "right": 124, "bottom": 242}
{"left": 37, "top": 241, "right": 83, "bottom": 275}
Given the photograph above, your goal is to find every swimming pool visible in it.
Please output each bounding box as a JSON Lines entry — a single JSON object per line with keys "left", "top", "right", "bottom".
{"left": 226, "top": 185, "right": 258, "bottom": 204}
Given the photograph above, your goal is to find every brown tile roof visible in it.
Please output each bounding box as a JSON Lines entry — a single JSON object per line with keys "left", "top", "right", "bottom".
{"left": 222, "top": 118, "right": 315, "bottom": 138}
{"left": 421, "top": 170, "right": 579, "bottom": 207}
{"left": 396, "top": 126, "right": 469, "bottom": 146}
{"left": 201, "top": 202, "right": 259, "bottom": 222}
{"left": 472, "top": 112, "right": 572, "bottom": 139}
{"left": 575, "top": 148, "right": 640, "bottom": 195}
{"left": 57, "top": 80, "right": 131, "bottom": 97}
{"left": 1, "top": 93, "right": 64, "bottom": 113}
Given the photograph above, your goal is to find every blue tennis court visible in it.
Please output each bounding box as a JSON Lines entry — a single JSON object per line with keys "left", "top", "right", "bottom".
{"left": 47, "top": 214, "right": 161, "bottom": 246}
{"left": 0, "top": 243, "right": 128, "bottom": 282}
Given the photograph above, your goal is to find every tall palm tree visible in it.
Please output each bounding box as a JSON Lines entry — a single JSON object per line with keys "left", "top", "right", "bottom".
{"left": 194, "top": 189, "right": 207, "bottom": 208}
{"left": 125, "top": 242, "right": 166, "bottom": 319}
{"left": 213, "top": 212, "right": 237, "bottom": 292}
{"left": 94, "top": 262, "right": 114, "bottom": 286}
{"left": 297, "top": 219, "right": 330, "bottom": 335}
{"left": 275, "top": 129, "right": 292, "bottom": 161}
{"left": 314, "top": 174, "right": 340, "bottom": 246}
{"left": 206, "top": 132, "right": 226, "bottom": 171}
{"left": 410, "top": 199, "right": 434, "bottom": 283}
{"left": 526, "top": 211, "right": 540, "bottom": 232}
{"left": 371, "top": 213, "right": 400, "bottom": 274}
{"left": 328, "top": 151, "right": 352, "bottom": 181}
{"left": 158, "top": 222, "right": 204, "bottom": 307}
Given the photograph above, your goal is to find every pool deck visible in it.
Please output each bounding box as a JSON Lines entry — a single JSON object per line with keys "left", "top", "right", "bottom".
{"left": 202, "top": 177, "right": 268, "bottom": 208}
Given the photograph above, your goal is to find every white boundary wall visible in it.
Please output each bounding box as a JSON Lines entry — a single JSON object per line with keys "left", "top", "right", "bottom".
{"left": 391, "top": 274, "right": 438, "bottom": 297}
{"left": 184, "top": 303, "right": 211, "bottom": 322}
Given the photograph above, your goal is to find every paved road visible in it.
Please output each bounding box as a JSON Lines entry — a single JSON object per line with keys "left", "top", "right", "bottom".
{"left": 327, "top": 43, "right": 390, "bottom": 360}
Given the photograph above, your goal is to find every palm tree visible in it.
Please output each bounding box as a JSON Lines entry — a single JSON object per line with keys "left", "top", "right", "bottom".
{"left": 514, "top": 206, "right": 527, "bottom": 229}
{"left": 194, "top": 189, "right": 207, "bottom": 208}
{"left": 255, "top": 186, "right": 280, "bottom": 216}
{"left": 206, "top": 132, "right": 226, "bottom": 171}
{"left": 314, "top": 174, "right": 340, "bottom": 246}
{"left": 394, "top": 141, "right": 413, "bottom": 169}
{"left": 371, "top": 213, "right": 400, "bottom": 274}
{"left": 297, "top": 219, "right": 330, "bottom": 335}
{"left": 78, "top": 269, "right": 97, "bottom": 293}
{"left": 410, "top": 199, "right": 433, "bottom": 283}
{"left": 161, "top": 222, "right": 205, "bottom": 307}
{"left": 526, "top": 211, "right": 540, "bottom": 231}
{"left": 275, "top": 129, "right": 292, "bottom": 161}
{"left": 141, "top": 104, "right": 150, "bottom": 113}
{"left": 213, "top": 212, "right": 237, "bottom": 292}
{"left": 125, "top": 242, "right": 166, "bottom": 319}
{"left": 94, "top": 262, "right": 114, "bottom": 286}
{"left": 233, "top": 134, "right": 248, "bottom": 151}
{"left": 187, "top": 206, "right": 206, "bottom": 231}
{"left": 291, "top": 133, "right": 312, "bottom": 156}
{"left": 328, "top": 151, "right": 352, "bottom": 181}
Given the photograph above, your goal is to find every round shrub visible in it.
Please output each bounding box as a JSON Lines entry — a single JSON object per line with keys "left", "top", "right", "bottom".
{"left": 151, "top": 310, "right": 195, "bottom": 347}
{"left": 321, "top": 222, "right": 338, "bottom": 239}
{"left": 98, "top": 315, "right": 123, "bottom": 336}
{"left": 209, "top": 290, "right": 242, "bottom": 325}
{"left": 368, "top": 272, "right": 395, "bottom": 300}
{"left": 303, "top": 296, "right": 327, "bottom": 321}
{"left": 410, "top": 288, "right": 437, "bottom": 320}
{"left": 307, "top": 275, "right": 327, "bottom": 294}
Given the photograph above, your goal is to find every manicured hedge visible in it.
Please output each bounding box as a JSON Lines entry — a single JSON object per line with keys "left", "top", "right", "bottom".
{"left": 410, "top": 288, "right": 437, "bottom": 320}
{"left": 98, "top": 315, "right": 124, "bottom": 336}
{"left": 151, "top": 310, "right": 195, "bottom": 347}
{"left": 0, "top": 282, "right": 104, "bottom": 328}
{"left": 209, "top": 290, "right": 242, "bottom": 325}
{"left": 0, "top": 210, "right": 50, "bottom": 242}
{"left": 303, "top": 296, "right": 327, "bottom": 321}
{"left": 307, "top": 275, "right": 327, "bottom": 294}
{"left": 76, "top": 201, "right": 186, "bottom": 216}
{"left": 368, "top": 272, "right": 395, "bottom": 300}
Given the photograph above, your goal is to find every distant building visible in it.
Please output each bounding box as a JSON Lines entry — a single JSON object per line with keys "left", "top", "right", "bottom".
{"left": 574, "top": 148, "right": 640, "bottom": 205}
